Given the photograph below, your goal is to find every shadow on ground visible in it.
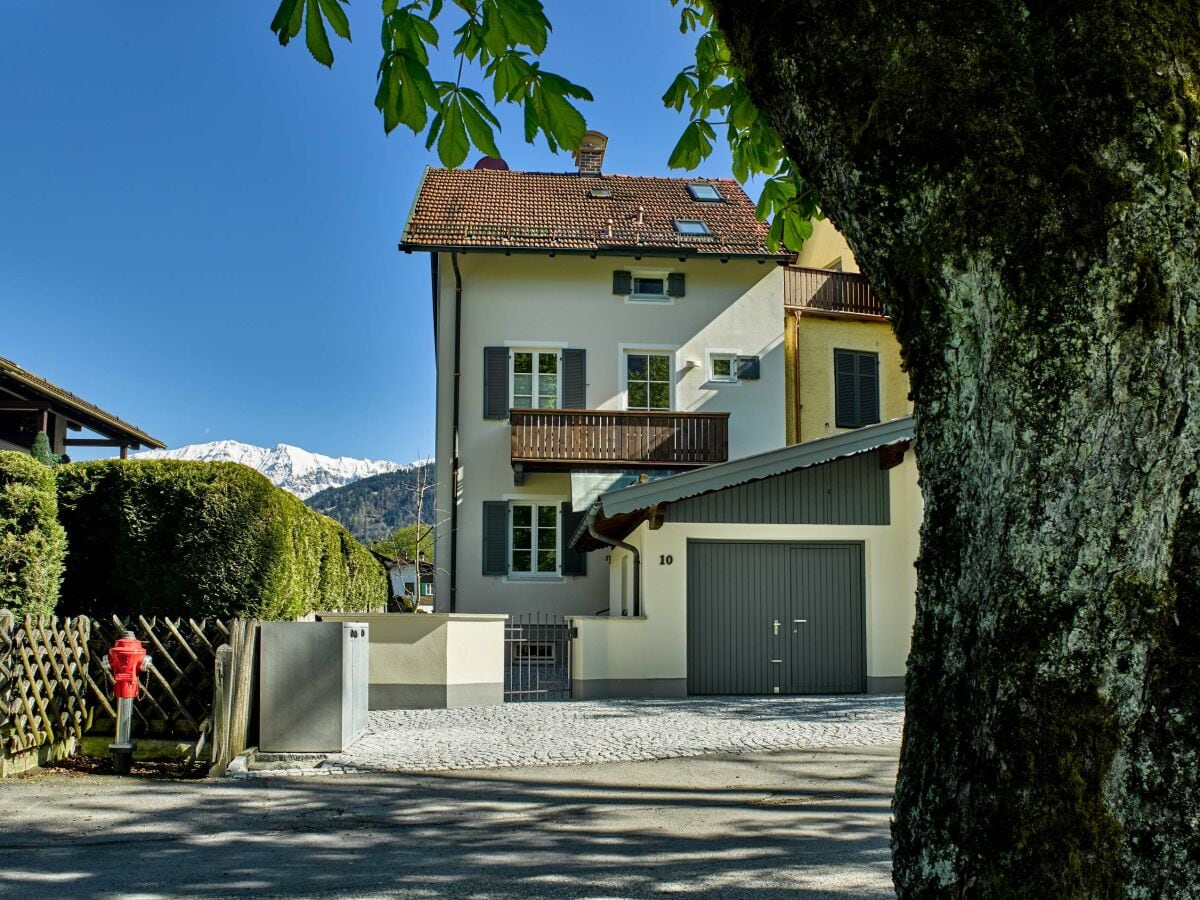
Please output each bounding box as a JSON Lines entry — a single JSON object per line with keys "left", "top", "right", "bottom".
{"left": 0, "top": 747, "right": 899, "bottom": 899}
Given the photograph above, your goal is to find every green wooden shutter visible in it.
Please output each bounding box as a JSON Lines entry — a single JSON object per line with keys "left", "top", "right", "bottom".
{"left": 482, "top": 501, "right": 509, "bottom": 576}
{"left": 562, "top": 349, "right": 586, "bottom": 409}
{"left": 858, "top": 352, "right": 881, "bottom": 425}
{"left": 561, "top": 502, "right": 588, "bottom": 576}
{"left": 483, "top": 347, "right": 509, "bottom": 419}
{"left": 613, "top": 270, "right": 632, "bottom": 294}
{"left": 667, "top": 272, "right": 686, "bottom": 297}
{"left": 834, "top": 349, "right": 859, "bottom": 428}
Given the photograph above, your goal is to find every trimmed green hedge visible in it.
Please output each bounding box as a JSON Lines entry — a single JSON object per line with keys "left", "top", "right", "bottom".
{"left": 0, "top": 450, "right": 67, "bottom": 616}
{"left": 55, "top": 459, "right": 387, "bottom": 621}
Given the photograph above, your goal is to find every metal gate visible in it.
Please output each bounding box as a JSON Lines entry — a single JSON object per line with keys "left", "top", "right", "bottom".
{"left": 686, "top": 540, "right": 866, "bottom": 695}
{"left": 504, "top": 613, "right": 572, "bottom": 701}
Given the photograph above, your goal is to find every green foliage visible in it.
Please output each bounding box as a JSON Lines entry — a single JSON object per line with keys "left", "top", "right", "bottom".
{"left": 54, "top": 459, "right": 388, "bottom": 621}
{"left": 30, "top": 431, "right": 60, "bottom": 469}
{"left": 305, "top": 464, "right": 435, "bottom": 543}
{"left": 275, "top": 0, "right": 592, "bottom": 160}
{"left": 269, "top": 0, "right": 814, "bottom": 252}
{"left": 0, "top": 451, "right": 67, "bottom": 617}
{"left": 372, "top": 522, "right": 434, "bottom": 562}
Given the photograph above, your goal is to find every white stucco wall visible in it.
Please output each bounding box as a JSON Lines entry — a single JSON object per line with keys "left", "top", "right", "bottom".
{"left": 432, "top": 252, "right": 787, "bottom": 617}
{"left": 319, "top": 613, "right": 506, "bottom": 703}
{"left": 570, "top": 450, "right": 922, "bottom": 690}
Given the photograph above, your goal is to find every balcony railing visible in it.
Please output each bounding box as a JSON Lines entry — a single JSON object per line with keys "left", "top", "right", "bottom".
{"left": 784, "top": 266, "right": 888, "bottom": 318}
{"left": 511, "top": 408, "right": 730, "bottom": 470}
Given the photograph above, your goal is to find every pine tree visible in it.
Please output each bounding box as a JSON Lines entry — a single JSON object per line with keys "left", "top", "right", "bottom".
{"left": 30, "top": 431, "right": 58, "bottom": 468}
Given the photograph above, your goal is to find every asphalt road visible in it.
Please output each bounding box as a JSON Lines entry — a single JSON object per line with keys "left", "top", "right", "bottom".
{"left": 0, "top": 746, "right": 899, "bottom": 899}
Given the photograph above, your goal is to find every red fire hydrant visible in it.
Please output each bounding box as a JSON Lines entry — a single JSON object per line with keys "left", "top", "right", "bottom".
{"left": 107, "top": 632, "right": 151, "bottom": 774}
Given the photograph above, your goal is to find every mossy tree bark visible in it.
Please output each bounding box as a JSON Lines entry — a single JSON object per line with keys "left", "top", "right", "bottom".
{"left": 714, "top": 1, "right": 1200, "bottom": 895}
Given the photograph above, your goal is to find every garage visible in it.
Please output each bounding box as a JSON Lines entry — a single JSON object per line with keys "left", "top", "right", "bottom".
{"left": 686, "top": 540, "right": 866, "bottom": 695}
{"left": 569, "top": 417, "right": 919, "bottom": 700}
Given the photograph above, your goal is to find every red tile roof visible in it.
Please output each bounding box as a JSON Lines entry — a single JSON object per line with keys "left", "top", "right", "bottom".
{"left": 400, "top": 167, "right": 788, "bottom": 259}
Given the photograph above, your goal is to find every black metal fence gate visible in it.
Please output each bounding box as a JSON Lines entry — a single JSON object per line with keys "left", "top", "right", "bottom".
{"left": 504, "top": 613, "right": 572, "bottom": 702}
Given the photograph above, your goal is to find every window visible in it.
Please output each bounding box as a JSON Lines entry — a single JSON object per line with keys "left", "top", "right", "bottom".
{"left": 510, "top": 502, "right": 559, "bottom": 576}
{"left": 420, "top": 581, "right": 433, "bottom": 597}
{"left": 687, "top": 183, "right": 723, "bottom": 202}
{"left": 633, "top": 275, "right": 666, "bottom": 297}
{"left": 674, "top": 219, "right": 710, "bottom": 236}
{"left": 709, "top": 352, "right": 738, "bottom": 383}
{"left": 626, "top": 352, "right": 672, "bottom": 410}
{"left": 834, "top": 349, "right": 881, "bottom": 429}
{"left": 511, "top": 350, "right": 559, "bottom": 409}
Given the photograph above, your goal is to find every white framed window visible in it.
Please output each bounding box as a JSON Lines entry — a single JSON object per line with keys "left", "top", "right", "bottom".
{"left": 687, "top": 183, "right": 723, "bottom": 202}
{"left": 628, "top": 268, "right": 671, "bottom": 302}
{"left": 510, "top": 349, "right": 560, "bottom": 409}
{"left": 674, "top": 219, "right": 710, "bottom": 236}
{"left": 708, "top": 351, "right": 739, "bottom": 383}
{"left": 625, "top": 351, "right": 673, "bottom": 410}
{"left": 509, "top": 501, "right": 560, "bottom": 577}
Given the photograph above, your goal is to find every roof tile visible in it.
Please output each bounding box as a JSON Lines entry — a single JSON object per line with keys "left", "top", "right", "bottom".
{"left": 401, "top": 167, "right": 787, "bottom": 258}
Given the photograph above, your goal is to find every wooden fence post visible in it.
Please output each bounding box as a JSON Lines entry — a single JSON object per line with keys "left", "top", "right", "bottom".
{"left": 209, "top": 644, "right": 233, "bottom": 775}
{"left": 227, "top": 619, "right": 259, "bottom": 762}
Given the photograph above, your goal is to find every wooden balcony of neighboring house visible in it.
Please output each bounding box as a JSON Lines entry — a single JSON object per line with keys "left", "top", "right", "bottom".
{"left": 784, "top": 266, "right": 889, "bottom": 321}
{"left": 510, "top": 408, "right": 730, "bottom": 483}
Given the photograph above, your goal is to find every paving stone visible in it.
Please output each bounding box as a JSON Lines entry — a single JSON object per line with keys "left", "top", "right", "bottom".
{"left": 225, "top": 696, "right": 901, "bottom": 778}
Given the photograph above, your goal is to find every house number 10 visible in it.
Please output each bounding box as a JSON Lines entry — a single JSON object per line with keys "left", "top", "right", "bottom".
{"left": 659, "top": 554, "right": 674, "bottom": 565}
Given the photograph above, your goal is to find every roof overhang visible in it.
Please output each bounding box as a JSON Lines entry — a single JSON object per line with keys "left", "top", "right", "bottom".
{"left": 0, "top": 357, "right": 165, "bottom": 450}
{"left": 398, "top": 242, "right": 792, "bottom": 264}
{"left": 570, "top": 416, "right": 916, "bottom": 551}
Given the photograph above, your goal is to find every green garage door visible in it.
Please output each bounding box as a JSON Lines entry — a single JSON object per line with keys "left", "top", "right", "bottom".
{"left": 686, "top": 541, "right": 866, "bottom": 695}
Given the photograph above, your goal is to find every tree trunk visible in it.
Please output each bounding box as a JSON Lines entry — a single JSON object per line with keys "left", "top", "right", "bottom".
{"left": 714, "top": 1, "right": 1200, "bottom": 894}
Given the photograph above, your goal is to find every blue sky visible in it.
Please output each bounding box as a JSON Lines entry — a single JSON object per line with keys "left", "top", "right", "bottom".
{"left": 1, "top": 2, "right": 741, "bottom": 463}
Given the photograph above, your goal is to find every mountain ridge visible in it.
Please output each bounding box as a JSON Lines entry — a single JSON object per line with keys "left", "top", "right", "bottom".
{"left": 135, "top": 439, "right": 417, "bottom": 500}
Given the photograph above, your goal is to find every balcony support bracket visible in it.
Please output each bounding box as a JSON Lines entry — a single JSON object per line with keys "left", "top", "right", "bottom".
{"left": 512, "top": 463, "right": 526, "bottom": 487}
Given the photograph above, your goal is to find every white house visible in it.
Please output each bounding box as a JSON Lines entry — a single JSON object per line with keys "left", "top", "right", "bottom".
{"left": 400, "top": 134, "right": 792, "bottom": 618}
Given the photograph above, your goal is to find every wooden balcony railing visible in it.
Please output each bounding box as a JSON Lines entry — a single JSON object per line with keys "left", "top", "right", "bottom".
{"left": 511, "top": 408, "right": 730, "bottom": 470}
{"left": 784, "top": 266, "right": 888, "bottom": 318}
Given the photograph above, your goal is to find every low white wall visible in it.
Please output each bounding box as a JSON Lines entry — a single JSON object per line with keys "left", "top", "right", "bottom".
{"left": 571, "top": 451, "right": 921, "bottom": 696}
{"left": 318, "top": 613, "right": 507, "bottom": 709}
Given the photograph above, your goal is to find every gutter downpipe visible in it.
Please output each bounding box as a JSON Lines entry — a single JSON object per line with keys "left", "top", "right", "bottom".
{"left": 584, "top": 503, "right": 641, "bottom": 617}
{"left": 449, "top": 251, "right": 463, "bottom": 612}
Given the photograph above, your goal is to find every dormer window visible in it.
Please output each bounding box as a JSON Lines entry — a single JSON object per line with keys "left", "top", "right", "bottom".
{"left": 674, "top": 219, "right": 710, "bottom": 236}
{"left": 687, "top": 183, "right": 723, "bottom": 201}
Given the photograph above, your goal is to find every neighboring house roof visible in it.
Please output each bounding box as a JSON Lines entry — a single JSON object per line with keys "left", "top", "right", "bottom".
{"left": 385, "top": 556, "right": 435, "bottom": 576}
{"left": 573, "top": 416, "right": 915, "bottom": 549}
{"left": 399, "top": 167, "right": 790, "bottom": 261}
{"left": 0, "top": 356, "right": 165, "bottom": 450}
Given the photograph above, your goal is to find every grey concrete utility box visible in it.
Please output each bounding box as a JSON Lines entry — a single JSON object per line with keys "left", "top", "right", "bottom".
{"left": 259, "top": 621, "right": 369, "bottom": 752}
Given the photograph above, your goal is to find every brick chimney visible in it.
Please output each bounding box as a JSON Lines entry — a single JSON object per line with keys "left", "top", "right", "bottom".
{"left": 573, "top": 131, "right": 608, "bottom": 176}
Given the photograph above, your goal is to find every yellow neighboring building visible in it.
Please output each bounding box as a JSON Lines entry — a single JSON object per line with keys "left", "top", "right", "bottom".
{"left": 784, "top": 221, "right": 912, "bottom": 443}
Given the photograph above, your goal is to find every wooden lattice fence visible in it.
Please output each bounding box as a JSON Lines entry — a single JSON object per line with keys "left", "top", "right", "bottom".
{"left": 86, "top": 615, "right": 232, "bottom": 739}
{"left": 0, "top": 612, "right": 93, "bottom": 757}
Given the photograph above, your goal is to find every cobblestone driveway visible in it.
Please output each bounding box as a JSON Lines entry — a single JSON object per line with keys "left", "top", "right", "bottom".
{"left": 300, "top": 695, "right": 903, "bottom": 775}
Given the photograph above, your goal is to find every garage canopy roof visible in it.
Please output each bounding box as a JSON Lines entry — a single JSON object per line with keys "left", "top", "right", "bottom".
{"left": 571, "top": 416, "right": 914, "bottom": 551}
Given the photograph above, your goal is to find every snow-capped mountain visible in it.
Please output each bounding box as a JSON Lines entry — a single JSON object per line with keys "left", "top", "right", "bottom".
{"left": 135, "top": 440, "right": 413, "bottom": 499}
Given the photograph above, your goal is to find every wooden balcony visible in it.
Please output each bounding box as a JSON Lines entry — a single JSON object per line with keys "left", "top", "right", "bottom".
{"left": 510, "top": 408, "right": 730, "bottom": 477}
{"left": 784, "top": 266, "right": 888, "bottom": 319}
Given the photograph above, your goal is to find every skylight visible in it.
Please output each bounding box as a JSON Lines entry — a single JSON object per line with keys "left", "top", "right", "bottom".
{"left": 687, "top": 183, "right": 723, "bottom": 201}
{"left": 588, "top": 186, "right": 613, "bottom": 199}
{"left": 674, "top": 219, "right": 711, "bottom": 236}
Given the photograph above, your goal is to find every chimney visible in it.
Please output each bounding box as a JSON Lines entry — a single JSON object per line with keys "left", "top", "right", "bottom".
{"left": 573, "top": 130, "right": 608, "bottom": 176}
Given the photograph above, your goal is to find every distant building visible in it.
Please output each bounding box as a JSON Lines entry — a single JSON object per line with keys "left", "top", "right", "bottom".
{"left": 385, "top": 556, "right": 435, "bottom": 607}
{"left": 0, "top": 356, "right": 164, "bottom": 458}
